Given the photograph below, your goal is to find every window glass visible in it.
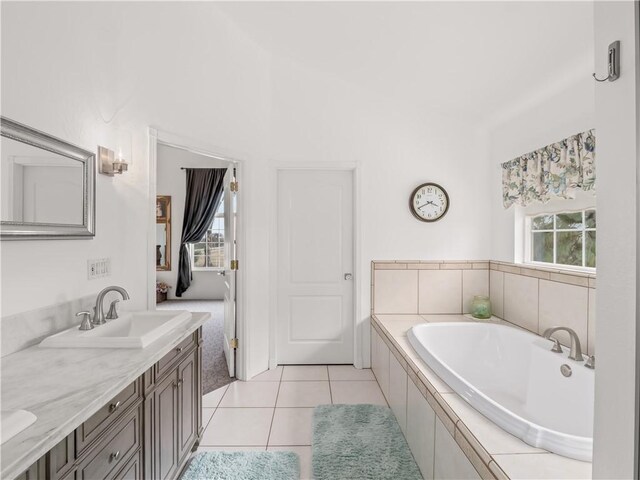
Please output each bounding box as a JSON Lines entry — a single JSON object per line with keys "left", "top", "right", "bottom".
{"left": 529, "top": 209, "right": 595, "bottom": 269}
{"left": 190, "top": 196, "right": 225, "bottom": 269}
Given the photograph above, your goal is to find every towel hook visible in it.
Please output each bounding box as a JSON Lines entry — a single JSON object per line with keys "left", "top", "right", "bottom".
{"left": 593, "top": 40, "right": 620, "bottom": 82}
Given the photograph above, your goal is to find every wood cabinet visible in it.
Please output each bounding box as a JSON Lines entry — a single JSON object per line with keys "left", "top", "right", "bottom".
{"left": 17, "top": 328, "right": 202, "bottom": 480}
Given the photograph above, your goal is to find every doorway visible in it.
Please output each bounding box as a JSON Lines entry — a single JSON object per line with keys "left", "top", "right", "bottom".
{"left": 276, "top": 169, "right": 355, "bottom": 364}
{"left": 149, "top": 131, "right": 244, "bottom": 391}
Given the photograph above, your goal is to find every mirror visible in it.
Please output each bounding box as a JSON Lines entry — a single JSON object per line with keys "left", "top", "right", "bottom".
{"left": 156, "top": 195, "right": 171, "bottom": 270}
{"left": 1, "top": 117, "right": 95, "bottom": 239}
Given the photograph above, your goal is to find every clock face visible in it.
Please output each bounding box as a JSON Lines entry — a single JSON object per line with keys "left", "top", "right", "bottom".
{"left": 409, "top": 183, "right": 449, "bottom": 222}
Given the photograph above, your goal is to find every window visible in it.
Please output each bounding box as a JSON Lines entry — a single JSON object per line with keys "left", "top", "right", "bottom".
{"left": 527, "top": 209, "right": 596, "bottom": 269}
{"left": 190, "top": 198, "right": 224, "bottom": 270}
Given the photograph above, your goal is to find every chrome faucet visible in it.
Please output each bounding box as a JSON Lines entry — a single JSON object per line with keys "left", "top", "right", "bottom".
{"left": 93, "top": 286, "right": 130, "bottom": 325}
{"left": 543, "top": 326, "right": 584, "bottom": 362}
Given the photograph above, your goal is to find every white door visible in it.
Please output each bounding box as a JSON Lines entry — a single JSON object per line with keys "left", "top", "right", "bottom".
{"left": 222, "top": 167, "right": 237, "bottom": 377}
{"left": 277, "top": 169, "right": 354, "bottom": 364}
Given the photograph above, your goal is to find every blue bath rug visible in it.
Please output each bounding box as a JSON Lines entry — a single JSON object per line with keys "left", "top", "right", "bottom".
{"left": 312, "top": 404, "right": 423, "bottom": 480}
{"left": 181, "top": 451, "right": 300, "bottom": 480}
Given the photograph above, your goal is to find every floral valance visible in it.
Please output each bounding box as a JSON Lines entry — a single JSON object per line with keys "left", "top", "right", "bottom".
{"left": 502, "top": 129, "right": 596, "bottom": 208}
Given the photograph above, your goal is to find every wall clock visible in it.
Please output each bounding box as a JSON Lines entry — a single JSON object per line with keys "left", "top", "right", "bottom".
{"left": 409, "top": 183, "right": 450, "bottom": 222}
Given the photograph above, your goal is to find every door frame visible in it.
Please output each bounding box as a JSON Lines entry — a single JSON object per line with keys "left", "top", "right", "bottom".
{"left": 147, "top": 127, "right": 248, "bottom": 380}
{"left": 268, "top": 162, "right": 362, "bottom": 369}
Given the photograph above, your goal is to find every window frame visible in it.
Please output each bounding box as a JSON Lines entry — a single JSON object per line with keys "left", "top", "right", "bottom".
{"left": 190, "top": 200, "right": 225, "bottom": 272}
{"left": 524, "top": 208, "right": 596, "bottom": 273}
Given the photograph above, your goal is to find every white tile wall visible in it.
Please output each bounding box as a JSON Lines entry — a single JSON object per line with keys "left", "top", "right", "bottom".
{"left": 489, "top": 270, "right": 504, "bottom": 318}
{"left": 372, "top": 261, "right": 596, "bottom": 351}
{"left": 462, "top": 270, "right": 489, "bottom": 314}
{"left": 434, "top": 418, "right": 481, "bottom": 480}
{"left": 503, "top": 273, "right": 539, "bottom": 332}
{"left": 388, "top": 354, "right": 408, "bottom": 433}
{"left": 538, "top": 280, "right": 589, "bottom": 348}
{"left": 418, "top": 270, "right": 462, "bottom": 314}
{"left": 374, "top": 270, "right": 418, "bottom": 314}
{"left": 406, "top": 379, "right": 436, "bottom": 479}
{"left": 371, "top": 329, "right": 390, "bottom": 399}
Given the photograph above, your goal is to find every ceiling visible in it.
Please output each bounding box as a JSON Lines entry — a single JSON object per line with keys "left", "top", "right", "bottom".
{"left": 216, "top": 1, "right": 594, "bottom": 126}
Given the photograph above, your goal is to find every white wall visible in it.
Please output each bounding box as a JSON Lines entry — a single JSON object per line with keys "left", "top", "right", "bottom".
{"left": 269, "top": 55, "right": 492, "bottom": 367}
{"left": 592, "top": 2, "right": 639, "bottom": 477}
{"left": 155, "top": 144, "right": 228, "bottom": 301}
{"left": 488, "top": 77, "right": 596, "bottom": 262}
{"left": 1, "top": 3, "right": 494, "bottom": 377}
{"left": 0, "top": 3, "right": 272, "bottom": 381}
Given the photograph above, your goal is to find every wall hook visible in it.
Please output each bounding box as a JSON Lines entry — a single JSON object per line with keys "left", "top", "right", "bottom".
{"left": 593, "top": 40, "right": 620, "bottom": 82}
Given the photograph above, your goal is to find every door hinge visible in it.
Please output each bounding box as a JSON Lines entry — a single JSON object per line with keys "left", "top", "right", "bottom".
{"left": 230, "top": 259, "right": 239, "bottom": 270}
{"left": 230, "top": 181, "right": 239, "bottom": 192}
{"left": 230, "top": 338, "right": 239, "bottom": 349}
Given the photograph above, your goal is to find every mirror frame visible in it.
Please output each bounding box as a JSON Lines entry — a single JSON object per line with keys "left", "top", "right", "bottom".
{"left": 156, "top": 195, "right": 171, "bottom": 271}
{"left": 1, "top": 117, "right": 96, "bottom": 240}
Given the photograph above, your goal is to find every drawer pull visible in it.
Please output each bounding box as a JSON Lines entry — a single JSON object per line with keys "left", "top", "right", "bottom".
{"left": 110, "top": 450, "right": 121, "bottom": 462}
{"left": 109, "top": 401, "right": 121, "bottom": 413}
{"left": 176, "top": 347, "right": 183, "bottom": 353}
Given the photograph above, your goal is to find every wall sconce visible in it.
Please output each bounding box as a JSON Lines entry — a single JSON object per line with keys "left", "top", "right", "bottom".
{"left": 98, "top": 146, "right": 128, "bottom": 176}
{"left": 98, "top": 130, "right": 131, "bottom": 176}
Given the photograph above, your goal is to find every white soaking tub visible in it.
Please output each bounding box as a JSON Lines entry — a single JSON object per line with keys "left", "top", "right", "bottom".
{"left": 408, "top": 322, "right": 593, "bottom": 461}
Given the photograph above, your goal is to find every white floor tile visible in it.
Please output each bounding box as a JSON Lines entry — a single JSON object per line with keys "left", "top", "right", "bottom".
{"left": 250, "top": 366, "right": 284, "bottom": 382}
{"left": 277, "top": 381, "right": 331, "bottom": 407}
{"left": 330, "top": 381, "right": 387, "bottom": 406}
{"left": 202, "top": 384, "right": 230, "bottom": 408}
{"left": 218, "top": 381, "right": 280, "bottom": 408}
{"left": 197, "top": 446, "right": 267, "bottom": 452}
{"left": 268, "top": 446, "right": 313, "bottom": 480}
{"left": 268, "top": 408, "right": 314, "bottom": 446}
{"left": 328, "top": 365, "right": 375, "bottom": 381}
{"left": 202, "top": 408, "right": 216, "bottom": 430}
{"left": 201, "top": 408, "right": 274, "bottom": 446}
{"left": 282, "top": 365, "right": 329, "bottom": 381}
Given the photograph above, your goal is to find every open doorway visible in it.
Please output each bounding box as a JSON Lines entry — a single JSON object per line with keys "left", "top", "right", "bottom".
{"left": 152, "top": 141, "right": 238, "bottom": 394}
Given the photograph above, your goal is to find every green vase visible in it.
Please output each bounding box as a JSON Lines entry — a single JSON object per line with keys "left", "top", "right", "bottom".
{"left": 471, "top": 295, "right": 492, "bottom": 319}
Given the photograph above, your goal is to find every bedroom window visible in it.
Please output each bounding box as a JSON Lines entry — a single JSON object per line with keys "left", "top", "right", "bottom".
{"left": 191, "top": 198, "right": 224, "bottom": 270}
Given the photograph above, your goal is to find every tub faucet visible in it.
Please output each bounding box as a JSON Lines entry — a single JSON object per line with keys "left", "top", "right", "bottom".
{"left": 93, "top": 286, "right": 130, "bottom": 325}
{"left": 543, "top": 326, "right": 583, "bottom": 362}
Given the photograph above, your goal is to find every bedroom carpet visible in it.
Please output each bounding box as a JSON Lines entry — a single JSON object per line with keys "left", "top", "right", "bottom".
{"left": 156, "top": 299, "right": 234, "bottom": 394}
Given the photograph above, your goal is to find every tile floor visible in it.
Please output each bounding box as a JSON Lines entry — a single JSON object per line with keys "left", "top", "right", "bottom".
{"left": 197, "top": 365, "right": 385, "bottom": 480}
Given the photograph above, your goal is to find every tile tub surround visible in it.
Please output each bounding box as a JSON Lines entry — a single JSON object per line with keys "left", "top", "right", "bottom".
{"left": 0, "top": 312, "right": 210, "bottom": 480}
{"left": 371, "top": 314, "right": 592, "bottom": 480}
{"left": 372, "top": 260, "right": 596, "bottom": 354}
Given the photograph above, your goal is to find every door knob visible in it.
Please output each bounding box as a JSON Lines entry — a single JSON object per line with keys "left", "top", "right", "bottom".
{"left": 344, "top": 273, "right": 353, "bottom": 280}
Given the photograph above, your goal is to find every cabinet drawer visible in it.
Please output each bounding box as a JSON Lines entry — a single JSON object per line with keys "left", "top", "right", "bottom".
{"left": 78, "top": 405, "right": 142, "bottom": 480}
{"left": 76, "top": 378, "right": 142, "bottom": 453}
{"left": 155, "top": 333, "right": 197, "bottom": 380}
{"left": 113, "top": 448, "right": 142, "bottom": 480}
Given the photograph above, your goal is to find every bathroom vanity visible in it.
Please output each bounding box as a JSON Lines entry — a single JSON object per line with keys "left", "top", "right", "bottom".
{"left": 2, "top": 313, "right": 209, "bottom": 480}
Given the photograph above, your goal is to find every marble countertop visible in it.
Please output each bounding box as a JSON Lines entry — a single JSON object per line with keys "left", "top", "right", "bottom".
{"left": 0, "top": 312, "right": 210, "bottom": 480}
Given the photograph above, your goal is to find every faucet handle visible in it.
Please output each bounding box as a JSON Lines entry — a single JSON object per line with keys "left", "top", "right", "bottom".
{"left": 77, "top": 311, "right": 94, "bottom": 331}
{"left": 549, "top": 338, "right": 563, "bottom": 353}
{"left": 106, "top": 300, "right": 120, "bottom": 320}
{"left": 585, "top": 355, "right": 595, "bottom": 369}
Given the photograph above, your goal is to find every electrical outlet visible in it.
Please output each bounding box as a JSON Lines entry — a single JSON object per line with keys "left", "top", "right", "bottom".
{"left": 88, "top": 258, "right": 111, "bottom": 280}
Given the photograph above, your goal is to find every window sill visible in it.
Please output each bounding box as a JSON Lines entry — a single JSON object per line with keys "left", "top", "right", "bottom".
{"left": 191, "top": 268, "right": 224, "bottom": 273}
{"left": 522, "top": 261, "right": 596, "bottom": 276}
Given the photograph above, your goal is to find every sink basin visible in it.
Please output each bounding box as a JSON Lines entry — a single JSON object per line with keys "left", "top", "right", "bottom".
{"left": 39, "top": 310, "right": 192, "bottom": 349}
{"left": 1, "top": 410, "right": 37, "bottom": 444}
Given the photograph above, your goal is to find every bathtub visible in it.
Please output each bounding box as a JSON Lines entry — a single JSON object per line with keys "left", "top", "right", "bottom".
{"left": 408, "top": 322, "right": 593, "bottom": 461}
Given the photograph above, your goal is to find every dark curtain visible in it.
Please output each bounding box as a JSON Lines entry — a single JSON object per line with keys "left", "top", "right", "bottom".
{"left": 176, "top": 168, "right": 226, "bottom": 297}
